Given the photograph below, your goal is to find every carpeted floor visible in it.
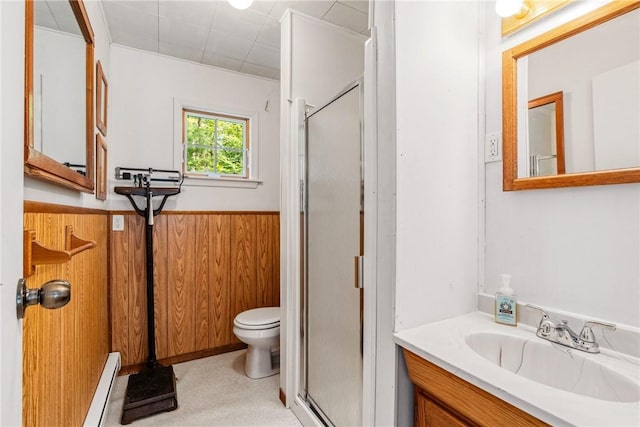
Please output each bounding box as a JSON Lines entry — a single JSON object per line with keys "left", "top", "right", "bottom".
{"left": 104, "top": 350, "right": 301, "bottom": 426}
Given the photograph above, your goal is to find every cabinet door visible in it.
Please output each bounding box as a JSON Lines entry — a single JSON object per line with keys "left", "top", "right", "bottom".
{"left": 415, "top": 390, "right": 469, "bottom": 427}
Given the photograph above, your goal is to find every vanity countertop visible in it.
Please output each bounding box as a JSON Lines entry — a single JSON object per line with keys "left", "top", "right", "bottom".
{"left": 394, "top": 312, "right": 640, "bottom": 427}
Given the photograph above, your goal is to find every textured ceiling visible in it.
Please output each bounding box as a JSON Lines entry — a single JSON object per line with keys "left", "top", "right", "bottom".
{"left": 100, "top": 0, "right": 370, "bottom": 80}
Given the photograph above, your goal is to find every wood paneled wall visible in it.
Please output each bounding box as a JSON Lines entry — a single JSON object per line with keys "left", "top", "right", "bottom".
{"left": 23, "top": 208, "right": 109, "bottom": 427}
{"left": 110, "top": 212, "right": 280, "bottom": 369}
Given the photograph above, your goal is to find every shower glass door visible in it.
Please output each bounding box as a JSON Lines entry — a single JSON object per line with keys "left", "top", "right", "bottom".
{"left": 304, "top": 82, "right": 363, "bottom": 426}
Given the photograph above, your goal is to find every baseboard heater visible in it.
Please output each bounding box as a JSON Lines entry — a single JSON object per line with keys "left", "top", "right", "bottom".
{"left": 84, "top": 352, "right": 121, "bottom": 427}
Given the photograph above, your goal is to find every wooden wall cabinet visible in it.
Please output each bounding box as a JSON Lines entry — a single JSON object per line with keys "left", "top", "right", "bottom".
{"left": 415, "top": 390, "right": 466, "bottom": 427}
{"left": 403, "top": 349, "right": 547, "bottom": 427}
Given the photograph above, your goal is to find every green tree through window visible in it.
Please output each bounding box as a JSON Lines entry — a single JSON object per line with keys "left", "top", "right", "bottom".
{"left": 184, "top": 109, "right": 247, "bottom": 177}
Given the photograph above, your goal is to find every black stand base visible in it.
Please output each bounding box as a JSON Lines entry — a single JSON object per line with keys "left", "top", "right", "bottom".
{"left": 121, "top": 364, "right": 178, "bottom": 425}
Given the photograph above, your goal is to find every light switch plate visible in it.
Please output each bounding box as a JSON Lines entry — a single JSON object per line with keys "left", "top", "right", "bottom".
{"left": 112, "top": 215, "right": 124, "bottom": 231}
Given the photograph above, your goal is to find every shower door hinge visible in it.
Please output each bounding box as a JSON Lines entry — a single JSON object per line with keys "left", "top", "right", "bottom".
{"left": 354, "top": 255, "right": 364, "bottom": 289}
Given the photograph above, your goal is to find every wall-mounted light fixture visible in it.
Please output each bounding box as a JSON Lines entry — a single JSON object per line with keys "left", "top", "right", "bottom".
{"left": 495, "top": 0, "right": 531, "bottom": 18}
{"left": 499, "top": 0, "right": 573, "bottom": 37}
{"left": 228, "top": 0, "right": 254, "bottom": 10}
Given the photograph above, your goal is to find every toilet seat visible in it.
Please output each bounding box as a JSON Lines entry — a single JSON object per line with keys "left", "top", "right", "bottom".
{"left": 234, "top": 307, "right": 280, "bottom": 330}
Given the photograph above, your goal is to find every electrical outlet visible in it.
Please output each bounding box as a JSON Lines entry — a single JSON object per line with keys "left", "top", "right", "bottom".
{"left": 485, "top": 132, "right": 502, "bottom": 162}
{"left": 112, "top": 215, "right": 124, "bottom": 231}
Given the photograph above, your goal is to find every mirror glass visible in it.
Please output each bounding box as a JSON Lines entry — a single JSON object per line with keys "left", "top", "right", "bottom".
{"left": 503, "top": 2, "right": 640, "bottom": 190}
{"left": 25, "top": 0, "right": 95, "bottom": 193}
{"left": 526, "top": 91, "right": 565, "bottom": 177}
{"left": 33, "top": 1, "right": 86, "bottom": 171}
{"left": 518, "top": 8, "right": 639, "bottom": 178}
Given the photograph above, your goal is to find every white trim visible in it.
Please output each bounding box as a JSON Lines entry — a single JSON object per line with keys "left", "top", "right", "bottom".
{"left": 83, "top": 353, "right": 121, "bottom": 427}
{"left": 279, "top": 9, "right": 294, "bottom": 414}
{"left": 362, "top": 28, "right": 377, "bottom": 427}
{"left": 283, "top": 98, "right": 307, "bottom": 424}
{"left": 173, "top": 97, "right": 260, "bottom": 185}
{"left": 291, "top": 395, "right": 323, "bottom": 427}
{"left": 477, "top": 0, "right": 487, "bottom": 294}
{"left": 182, "top": 176, "right": 261, "bottom": 189}
{"left": 370, "top": 1, "right": 399, "bottom": 424}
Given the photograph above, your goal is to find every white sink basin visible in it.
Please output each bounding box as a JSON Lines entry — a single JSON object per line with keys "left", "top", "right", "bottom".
{"left": 465, "top": 332, "right": 640, "bottom": 403}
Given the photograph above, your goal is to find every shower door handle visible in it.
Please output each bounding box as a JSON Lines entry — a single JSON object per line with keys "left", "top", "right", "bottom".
{"left": 354, "top": 256, "right": 364, "bottom": 289}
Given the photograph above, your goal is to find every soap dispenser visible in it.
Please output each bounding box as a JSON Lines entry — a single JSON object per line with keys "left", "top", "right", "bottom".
{"left": 495, "top": 274, "right": 517, "bottom": 326}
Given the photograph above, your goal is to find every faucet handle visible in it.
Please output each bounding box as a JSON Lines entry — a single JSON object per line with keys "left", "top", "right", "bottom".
{"left": 580, "top": 321, "right": 616, "bottom": 342}
{"left": 525, "top": 304, "right": 549, "bottom": 321}
{"left": 525, "top": 305, "right": 555, "bottom": 337}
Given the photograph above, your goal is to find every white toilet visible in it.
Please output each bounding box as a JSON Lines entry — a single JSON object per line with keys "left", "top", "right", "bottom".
{"left": 233, "top": 307, "right": 280, "bottom": 379}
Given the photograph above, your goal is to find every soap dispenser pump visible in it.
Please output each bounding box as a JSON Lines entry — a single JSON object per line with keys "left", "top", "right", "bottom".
{"left": 495, "top": 274, "right": 517, "bottom": 326}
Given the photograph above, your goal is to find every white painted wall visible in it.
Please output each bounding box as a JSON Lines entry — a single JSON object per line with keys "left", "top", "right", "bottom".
{"left": 0, "top": 1, "right": 25, "bottom": 425}
{"left": 24, "top": 0, "right": 112, "bottom": 208}
{"left": 394, "top": 1, "right": 481, "bottom": 331}
{"left": 484, "top": 1, "right": 640, "bottom": 328}
{"left": 107, "top": 45, "right": 280, "bottom": 211}
{"left": 288, "top": 13, "right": 365, "bottom": 106}
{"left": 592, "top": 61, "right": 640, "bottom": 170}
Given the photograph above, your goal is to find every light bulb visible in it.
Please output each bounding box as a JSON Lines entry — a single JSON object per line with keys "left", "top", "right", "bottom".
{"left": 495, "top": 0, "right": 525, "bottom": 18}
{"left": 227, "top": 0, "right": 254, "bottom": 10}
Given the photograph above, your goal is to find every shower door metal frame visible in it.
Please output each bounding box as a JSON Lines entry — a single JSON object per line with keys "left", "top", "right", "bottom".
{"left": 300, "top": 78, "right": 364, "bottom": 426}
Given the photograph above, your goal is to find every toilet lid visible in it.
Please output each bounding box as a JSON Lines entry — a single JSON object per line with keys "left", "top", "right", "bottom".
{"left": 234, "top": 307, "right": 280, "bottom": 329}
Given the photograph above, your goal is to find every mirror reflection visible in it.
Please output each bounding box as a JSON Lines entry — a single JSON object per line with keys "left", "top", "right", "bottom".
{"left": 527, "top": 92, "right": 564, "bottom": 177}
{"left": 33, "top": 0, "right": 86, "bottom": 175}
{"left": 517, "top": 8, "right": 639, "bottom": 179}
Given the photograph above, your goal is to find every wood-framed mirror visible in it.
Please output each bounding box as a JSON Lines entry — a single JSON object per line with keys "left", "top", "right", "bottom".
{"left": 25, "top": 0, "right": 95, "bottom": 193}
{"left": 502, "top": 0, "right": 640, "bottom": 191}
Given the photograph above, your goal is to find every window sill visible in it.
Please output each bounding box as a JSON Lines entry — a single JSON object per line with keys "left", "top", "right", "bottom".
{"left": 183, "top": 175, "right": 262, "bottom": 189}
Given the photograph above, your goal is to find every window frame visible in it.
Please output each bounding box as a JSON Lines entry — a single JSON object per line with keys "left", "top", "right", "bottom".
{"left": 182, "top": 108, "right": 250, "bottom": 179}
{"left": 173, "top": 98, "right": 261, "bottom": 189}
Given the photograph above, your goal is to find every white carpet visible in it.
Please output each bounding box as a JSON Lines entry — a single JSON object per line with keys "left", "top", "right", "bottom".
{"left": 104, "top": 350, "right": 301, "bottom": 426}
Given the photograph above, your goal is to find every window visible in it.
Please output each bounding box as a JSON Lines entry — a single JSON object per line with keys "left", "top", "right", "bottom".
{"left": 182, "top": 109, "right": 249, "bottom": 178}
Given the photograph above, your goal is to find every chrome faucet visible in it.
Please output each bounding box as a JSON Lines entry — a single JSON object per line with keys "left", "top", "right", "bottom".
{"left": 526, "top": 305, "right": 616, "bottom": 353}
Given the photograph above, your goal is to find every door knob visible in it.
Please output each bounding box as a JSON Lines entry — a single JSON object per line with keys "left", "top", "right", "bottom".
{"left": 16, "top": 278, "right": 71, "bottom": 319}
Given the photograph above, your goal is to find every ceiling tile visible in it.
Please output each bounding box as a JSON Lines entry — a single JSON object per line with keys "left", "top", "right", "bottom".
{"left": 322, "top": 1, "right": 367, "bottom": 33}
{"left": 248, "top": 0, "right": 276, "bottom": 16}
{"left": 109, "top": 28, "right": 159, "bottom": 52}
{"left": 270, "top": 0, "right": 334, "bottom": 20}
{"left": 256, "top": 16, "right": 280, "bottom": 47}
{"left": 240, "top": 61, "right": 279, "bottom": 79}
{"left": 245, "top": 42, "right": 280, "bottom": 69}
{"left": 159, "top": 40, "right": 205, "bottom": 63}
{"left": 34, "top": 2, "right": 57, "bottom": 29}
{"left": 102, "top": 1, "right": 159, "bottom": 42}
{"left": 159, "top": 1, "right": 217, "bottom": 28}
{"left": 102, "top": 0, "right": 160, "bottom": 17}
{"left": 338, "top": 0, "right": 368, "bottom": 14}
{"left": 159, "top": 16, "right": 210, "bottom": 50}
{"left": 204, "top": 30, "right": 254, "bottom": 61}
{"left": 44, "top": 0, "right": 82, "bottom": 35}
{"left": 211, "top": 2, "right": 268, "bottom": 41}
{"left": 99, "top": 0, "right": 368, "bottom": 81}
{"left": 202, "top": 53, "right": 244, "bottom": 72}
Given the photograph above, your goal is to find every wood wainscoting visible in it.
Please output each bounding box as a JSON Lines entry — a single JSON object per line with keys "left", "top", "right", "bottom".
{"left": 110, "top": 212, "right": 280, "bottom": 370}
{"left": 23, "top": 203, "right": 110, "bottom": 426}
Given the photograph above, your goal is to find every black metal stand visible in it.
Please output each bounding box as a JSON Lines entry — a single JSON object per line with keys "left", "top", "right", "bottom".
{"left": 114, "top": 184, "right": 180, "bottom": 425}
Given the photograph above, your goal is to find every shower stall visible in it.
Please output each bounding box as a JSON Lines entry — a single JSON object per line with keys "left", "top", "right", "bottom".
{"left": 299, "top": 80, "right": 364, "bottom": 426}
